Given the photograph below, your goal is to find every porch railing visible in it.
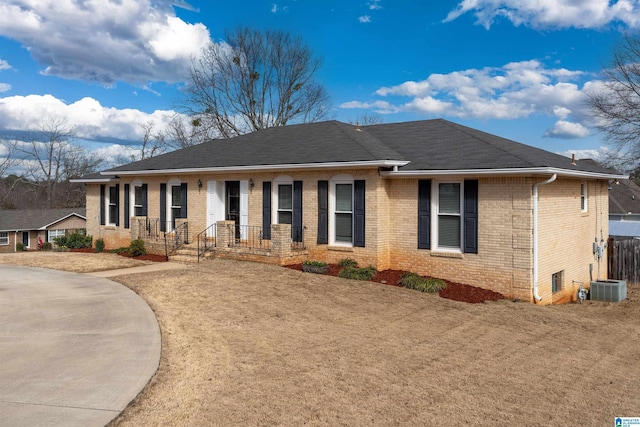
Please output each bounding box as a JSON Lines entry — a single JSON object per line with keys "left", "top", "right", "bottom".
{"left": 228, "top": 224, "right": 266, "bottom": 250}
{"left": 292, "top": 226, "right": 305, "bottom": 250}
{"left": 136, "top": 218, "right": 161, "bottom": 240}
{"left": 197, "top": 223, "right": 216, "bottom": 262}
{"left": 164, "top": 221, "right": 189, "bottom": 257}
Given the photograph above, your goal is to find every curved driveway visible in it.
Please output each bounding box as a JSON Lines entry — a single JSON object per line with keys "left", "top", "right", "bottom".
{"left": 0, "top": 265, "right": 160, "bottom": 427}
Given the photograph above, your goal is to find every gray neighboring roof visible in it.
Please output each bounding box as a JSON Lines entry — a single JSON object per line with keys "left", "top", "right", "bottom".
{"left": 0, "top": 208, "right": 86, "bottom": 232}
{"left": 609, "top": 179, "right": 640, "bottom": 215}
{"left": 95, "top": 119, "right": 624, "bottom": 178}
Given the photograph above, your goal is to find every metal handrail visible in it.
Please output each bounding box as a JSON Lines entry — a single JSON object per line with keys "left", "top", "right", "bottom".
{"left": 197, "top": 223, "right": 216, "bottom": 262}
{"left": 164, "top": 221, "right": 189, "bottom": 258}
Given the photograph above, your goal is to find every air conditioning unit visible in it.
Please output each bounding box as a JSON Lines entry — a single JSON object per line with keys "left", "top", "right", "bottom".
{"left": 589, "top": 280, "right": 627, "bottom": 302}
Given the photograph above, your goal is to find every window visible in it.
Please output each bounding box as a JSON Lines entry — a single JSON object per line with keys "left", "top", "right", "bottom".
{"left": 108, "top": 185, "right": 118, "bottom": 225}
{"left": 48, "top": 229, "right": 65, "bottom": 243}
{"left": 277, "top": 184, "right": 293, "bottom": 224}
{"left": 0, "top": 232, "right": 8, "bottom": 245}
{"left": 581, "top": 181, "right": 588, "bottom": 212}
{"left": 552, "top": 270, "right": 564, "bottom": 293}
{"left": 436, "top": 182, "right": 462, "bottom": 250}
{"left": 335, "top": 183, "right": 353, "bottom": 244}
{"left": 171, "top": 185, "right": 182, "bottom": 229}
{"left": 134, "top": 185, "right": 144, "bottom": 216}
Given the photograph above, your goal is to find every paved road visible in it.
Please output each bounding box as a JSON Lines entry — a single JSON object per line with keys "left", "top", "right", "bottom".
{"left": 0, "top": 265, "right": 161, "bottom": 427}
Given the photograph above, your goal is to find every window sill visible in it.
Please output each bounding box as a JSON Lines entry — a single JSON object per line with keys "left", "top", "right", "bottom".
{"left": 103, "top": 225, "right": 118, "bottom": 230}
{"left": 328, "top": 245, "right": 354, "bottom": 252}
{"left": 430, "top": 251, "right": 464, "bottom": 259}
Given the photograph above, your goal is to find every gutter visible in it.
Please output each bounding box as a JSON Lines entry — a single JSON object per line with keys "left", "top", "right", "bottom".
{"left": 532, "top": 174, "right": 557, "bottom": 302}
{"left": 380, "top": 167, "right": 627, "bottom": 180}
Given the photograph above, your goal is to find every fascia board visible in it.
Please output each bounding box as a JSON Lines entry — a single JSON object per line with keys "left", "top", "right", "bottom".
{"left": 380, "top": 167, "right": 628, "bottom": 180}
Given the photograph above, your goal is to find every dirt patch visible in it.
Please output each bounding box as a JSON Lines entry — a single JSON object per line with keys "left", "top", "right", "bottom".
{"left": 285, "top": 263, "right": 505, "bottom": 303}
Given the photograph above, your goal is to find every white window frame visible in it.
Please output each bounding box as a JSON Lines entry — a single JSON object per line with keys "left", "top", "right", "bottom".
{"left": 0, "top": 231, "right": 8, "bottom": 245}
{"left": 272, "top": 175, "right": 293, "bottom": 225}
{"left": 131, "top": 179, "right": 145, "bottom": 217}
{"left": 167, "top": 178, "right": 182, "bottom": 230}
{"left": 581, "top": 181, "right": 588, "bottom": 213}
{"left": 432, "top": 180, "right": 464, "bottom": 253}
{"left": 48, "top": 229, "right": 65, "bottom": 243}
{"left": 21, "top": 231, "right": 30, "bottom": 248}
{"left": 107, "top": 185, "right": 118, "bottom": 225}
{"left": 329, "top": 174, "right": 354, "bottom": 247}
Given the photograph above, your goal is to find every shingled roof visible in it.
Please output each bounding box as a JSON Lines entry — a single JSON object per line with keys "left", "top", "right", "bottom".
{"left": 98, "top": 119, "right": 623, "bottom": 178}
{"left": 0, "top": 208, "right": 86, "bottom": 232}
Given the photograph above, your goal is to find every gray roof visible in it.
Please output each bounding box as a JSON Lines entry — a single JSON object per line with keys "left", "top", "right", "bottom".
{"left": 101, "top": 119, "right": 622, "bottom": 177}
{"left": 0, "top": 208, "right": 86, "bottom": 232}
{"left": 609, "top": 179, "right": 640, "bottom": 215}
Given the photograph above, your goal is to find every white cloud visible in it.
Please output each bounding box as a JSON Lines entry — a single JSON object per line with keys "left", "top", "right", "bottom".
{"left": 556, "top": 147, "right": 611, "bottom": 161}
{"left": 0, "top": 0, "right": 211, "bottom": 85}
{"left": 544, "top": 120, "right": 591, "bottom": 139}
{"left": 271, "top": 4, "right": 278, "bottom": 13}
{"left": 0, "top": 83, "right": 10, "bottom": 93}
{"left": 0, "top": 60, "right": 11, "bottom": 71}
{"left": 369, "top": 0, "right": 382, "bottom": 10}
{"left": 444, "top": 0, "right": 640, "bottom": 30}
{"left": 0, "top": 94, "right": 179, "bottom": 143}
{"left": 342, "top": 60, "right": 593, "bottom": 130}
{"left": 359, "top": 15, "right": 372, "bottom": 23}
{"left": 339, "top": 100, "right": 399, "bottom": 114}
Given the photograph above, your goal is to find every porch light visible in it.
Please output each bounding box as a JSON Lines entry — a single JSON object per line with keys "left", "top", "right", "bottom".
{"left": 249, "top": 178, "right": 254, "bottom": 188}
{"left": 197, "top": 179, "right": 203, "bottom": 191}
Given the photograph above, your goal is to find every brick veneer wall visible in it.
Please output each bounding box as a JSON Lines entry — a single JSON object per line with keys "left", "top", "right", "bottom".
{"left": 85, "top": 172, "right": 608, "bottom": 304}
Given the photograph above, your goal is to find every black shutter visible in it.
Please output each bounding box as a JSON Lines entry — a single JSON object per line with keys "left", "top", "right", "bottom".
{"left": 293, "top": 181, "right": 303, "bottom": 242}
{"left": 180, "top": 183, "right": 188, "bottom": 218}
{"left": 141, "top": 184, "right": 148, "bottom": 216}
{"left": 464, "top": 179, "right": 479, "bottom": 254}
{"left": 45, "top": 230, "right": 49, "bottom": 243}
{"left": 160, "top": 183, "right": 166, "bottom": 232}
{"left": 99, "top": 184, "right": 105, "bottom": 226}
{"left": 317, "top": 181, "right": 328, "bottom": 244}
{"left": 124, "top": 184, "right": 130, "bottom": 229}
{"left": 354, "top": 180, "right": 365, "bottom": 247}
{"left": 418, "top": 180, "right": 431, "bottom": 249}
{"left": 115, "top": 184, "right": 120, "bottom": 226}
{"left": 262, "top": 181, "right": 272, "bottom": 240}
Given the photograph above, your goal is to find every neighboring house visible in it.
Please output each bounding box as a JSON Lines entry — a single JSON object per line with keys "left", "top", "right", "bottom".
{"left": 0, "top": 208, "right": 87, "bottom": 253}
{"left": 74, "top": 119, "right": 625, "bottom": 304}
{"left": 608, "top": 178, "right": 640, "bottom": 238}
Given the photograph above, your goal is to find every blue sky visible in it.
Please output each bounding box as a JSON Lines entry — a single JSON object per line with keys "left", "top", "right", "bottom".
{"left": 0, "top": 0, "right": 635, "bottom": 164}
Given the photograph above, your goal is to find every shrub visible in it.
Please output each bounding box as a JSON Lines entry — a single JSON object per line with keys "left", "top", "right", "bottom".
{"left": 302, "top": 260, "right": 327, "bottom": 267}
{"left": 399, "top": 272, "right": 447, "bottom": 293}
{"left": 95, "top": 238, "right": 105, "bottom": 253}
{"left": 40, "top": 242, "right": 53, "bottom": 251}
{"left": 110, "top": 247, "right": 129, "bottom": 254}
{"left": 338, "top": 258, "right": 358, "bottom": 269}
{"left": 16, "top": 242, "right": 26, "bottom": 252}
{"left": 57, "top": 231, "right": 92, "bottom": 249}
{"left": 128, "top": 239, "right": 147, "bottom": 257}
{"left": 338, "top": 265, "right": 377, "bottom": 281}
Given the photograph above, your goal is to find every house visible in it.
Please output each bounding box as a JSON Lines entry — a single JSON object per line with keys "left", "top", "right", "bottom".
{"left": 608, "top": 178, "right": 640, "bottom": 238}
{"left": 74, "top": 119, "right": 626, "bottom": 304}
{"left": 0, "top": 208, "right": 87, "bottom": 253}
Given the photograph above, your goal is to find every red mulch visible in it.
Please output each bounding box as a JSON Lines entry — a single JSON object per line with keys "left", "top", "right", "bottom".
{"left": 116, "top": 252, "right": 168, "bottom": 262}
{"left": 285, "top": 264, "right": 505, "bottom": 304}
{"left": 69, "top": 248, "right": 96, "bottom": 253}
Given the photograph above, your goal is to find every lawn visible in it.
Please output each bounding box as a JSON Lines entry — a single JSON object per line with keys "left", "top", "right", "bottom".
{"left": 1, "top": 252, "right": 638, "bottom": 426}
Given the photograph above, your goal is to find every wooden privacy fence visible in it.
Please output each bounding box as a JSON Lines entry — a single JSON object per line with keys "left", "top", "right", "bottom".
{"left": 608, "top": 237, "right": 640, "bottom": 285}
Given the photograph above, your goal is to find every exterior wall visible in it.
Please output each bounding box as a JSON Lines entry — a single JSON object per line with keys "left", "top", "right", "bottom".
{"left": 536, "top": 178, "right": 609, "bottom": 304}
{"left": 0, "top": 231, "right": 15, "bottom": 253}
{"left": 84, "top": 172, "right": 608, "bottom": 304}
{"left": 0, "top": 230, "right": 38, "bottom": 252}
{"left": 386, "top": 177, "right": 535, "bottom": 301}
{"left": 48, "top": 216, "right": 86, "bottom": 231}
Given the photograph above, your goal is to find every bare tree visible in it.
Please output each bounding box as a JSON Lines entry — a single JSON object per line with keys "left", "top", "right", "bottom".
{"left": 163, "top": 114, "right": 218, "bottom": 150}
{"left": 181, "top": 26, "right": 331, "bottom": 138}
{"left": 138, "top": 121, "right": 166, "bottom": 160}
{"left": 11, "top": 117, "right": 102, "bottom": 209}
{"left": 587, "top": 35, "right": 640, "bottom": 169}
{"left": 347, "top": 113, "right": 384, "bottom": 126}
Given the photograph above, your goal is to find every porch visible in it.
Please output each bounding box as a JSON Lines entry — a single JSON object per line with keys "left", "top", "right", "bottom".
{"left": 130, "top": 218, "right": 307, "bottom": 264}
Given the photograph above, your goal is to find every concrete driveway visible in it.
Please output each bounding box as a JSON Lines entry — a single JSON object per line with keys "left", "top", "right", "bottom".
{"left": 0, "top": 265, "right": 161, "bottom": 427}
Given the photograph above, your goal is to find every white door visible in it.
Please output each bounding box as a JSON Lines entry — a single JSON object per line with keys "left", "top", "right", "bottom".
{"left": 207, "top": 181, "right": 224, "bottom": 237}
{"left": 240, "top": 180, "right": 249, "bottom": 240}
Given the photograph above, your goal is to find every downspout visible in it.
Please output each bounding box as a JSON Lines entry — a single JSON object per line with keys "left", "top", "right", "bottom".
{"left": 532, "top": 174, "right": 557, "bottom": 302}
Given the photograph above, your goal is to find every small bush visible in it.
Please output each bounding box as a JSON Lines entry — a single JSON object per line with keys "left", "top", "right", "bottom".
{"left": 399, "top": 272, "right": 447, "bottom": 293}
{"left": 338, "top": 265, "right": 377, "bottom": 281}
{"left": 95, "top": 238, "right": 105, "bottom": 253}
{"left": 110, "top": 247, "right": 129, "bottom": 254}
{"left": 303, "top": 260, "right": 327, "bottom": 267}
{"left": 338, "top": 258, "right": 358, "bottom": 268}
{"left": 57, "top": 231, "right": 92, "bottom": 249}
{"left": 128, "top": 239, "right": 147, "bottom": 257}
{"left": 16, "top": 242, "right": 26, "bottom": 252}
{"left": 40, "top": 242, "right": 53, "bottom": 251}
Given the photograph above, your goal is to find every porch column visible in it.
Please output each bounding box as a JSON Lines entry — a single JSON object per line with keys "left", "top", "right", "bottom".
{"left": 216, "top": 220, "right": 235, "bottom": 248}
{"left": 271, "top": 223, "right": 291, "bottom": 258}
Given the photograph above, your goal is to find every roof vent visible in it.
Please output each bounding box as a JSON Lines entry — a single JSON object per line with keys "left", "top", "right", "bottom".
{"left": 571, "top": 153, "right": 576, "bottom": 165}
{"left": 355, "top": 122, "right": 361, "bottom": 132}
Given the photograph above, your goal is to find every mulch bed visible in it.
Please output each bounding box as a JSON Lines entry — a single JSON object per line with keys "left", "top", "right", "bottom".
{"left": 68, "top": 247, "right": 167, "bottom": 262}
{"left": 285, "top": 263, "right": 505, "bottom": 304}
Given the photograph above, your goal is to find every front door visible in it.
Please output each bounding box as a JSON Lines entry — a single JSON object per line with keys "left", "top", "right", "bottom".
{"left": 226, "top": 181, "right": 240, "bottom": 239}
{"left": 22, "top": 231, "right": 29, "bottom": 248}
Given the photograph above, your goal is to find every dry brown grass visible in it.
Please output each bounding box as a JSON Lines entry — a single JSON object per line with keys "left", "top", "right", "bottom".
{"left": 0, "top": 251, "right": 151, "bottom": 272}
{"left": 2, "top": 253, "right": 638, "bottom": 426}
